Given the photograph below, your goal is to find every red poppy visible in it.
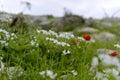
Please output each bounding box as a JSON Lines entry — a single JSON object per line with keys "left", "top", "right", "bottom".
{"left": 109, "top": 51, "right": 118, "bottom": 57}
{"left": 83, "top": 34, "right": 91, "bottom": 41}
{"left": 71, "top": 39, "right": 78, "bottom": 45}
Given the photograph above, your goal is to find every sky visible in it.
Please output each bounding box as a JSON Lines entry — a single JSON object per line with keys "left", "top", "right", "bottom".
{"left": 0, "top": 0, "right": 120, "bottom": 18}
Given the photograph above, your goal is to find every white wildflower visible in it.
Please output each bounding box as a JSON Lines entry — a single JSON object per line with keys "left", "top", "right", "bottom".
{"left": 49, "top": 30, "right": 58, "bottom": 36}
{"left": 39, "top": 71, "right": 45, "bottom": 76}
{"left": 46, "top": 37, "right": 70, "bottom": 47}
{"left": 114, "top": 44, "right": 120, "bottom": 48}
{"left": 30, "top": 40, "right": 35, "bottom": 46}
{"left": 0, "top": 40, "right": 6, "bottom": 44}
{"left": 67, "top": 50, "right": 70, "bottom": 54}
{"left": 46, "top": 37, "right": 49, "bottom": 40}
{"left": 34, "top": 36, "right": 37, "bottom": 41}
{"left": 33, "top": 36, "right": 37, "bottom": 39}
{"left": 71, "top": 70, "right": 78, "bottom": 76}
{"left": 58, "top": 32, "right": 74, "bottom": 39}
{"left": 37, "top": 29, "right": 58, "bottom": 36}
{"left": 58, "top": 41, "right": 70, "bottom": 47}
{"left": 0, "top": 29, "right": 10, "bottom": 40}
{"left": 61, "top": 75, "right": 67, "bottom": 80}
{"left": 5, "top": 42, "right": 8, "bottom": 46}
{"left": 77, "top": 37, "right": 85, "bottom": 41}
{"left": 36, "top": 43, "right": 39, "bottom": 47}
{"left": 11, "top": 33, "right": 17, "bottom": 38}
{"left": 62, "top": 50, "right": 71, "bottom": 55}
{"left": 0, "top": 40, "right": 8, "bottom": 46}
{"left": 39, "top": 30, "right": 48, "bottom": 35}
{"left": 39, "top": 70, "right": 57, "bottom": 79}
{"left": 11, "top": 37, "right": 14, "bottom": 40}
{"left": 36, "top": 29, "right": 40, "bottom": 33}
{"left": 66, "top": 43, "right": 70, "bottom": 47}
{"left": 6, "top": 67, "right": 23, "bottom": 79}
{"left": 46, "top": 70, "right": 57, "bottom": 79}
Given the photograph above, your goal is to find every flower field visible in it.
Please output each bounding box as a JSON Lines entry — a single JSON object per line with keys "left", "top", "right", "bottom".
{"left": 0, "top": 27, "right": 120, "bottom": 80}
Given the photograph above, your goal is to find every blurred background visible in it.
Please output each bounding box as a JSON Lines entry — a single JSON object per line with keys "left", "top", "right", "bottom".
{"left": 1, "top": 0, "right": 120, "bottom": 18}
{"left": 1, "top": 0, "right": 120, "bottom": 40}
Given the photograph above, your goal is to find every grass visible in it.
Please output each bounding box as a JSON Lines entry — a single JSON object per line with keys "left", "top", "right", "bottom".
{"left": 0, "top": 24, "right": 119, "bottom": 80}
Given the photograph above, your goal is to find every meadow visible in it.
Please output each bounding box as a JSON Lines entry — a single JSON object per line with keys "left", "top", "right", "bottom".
{"left": 0, "top": 18, "right": 120, "bottom": 80}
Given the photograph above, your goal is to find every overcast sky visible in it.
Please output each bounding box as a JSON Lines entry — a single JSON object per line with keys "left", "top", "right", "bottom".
{"left": 0, "top": 0, "right": 120, "bottom": 18}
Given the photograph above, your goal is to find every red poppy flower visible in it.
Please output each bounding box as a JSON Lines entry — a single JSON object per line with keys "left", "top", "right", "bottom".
{"left": 83, "top": 34, "right": 91, "bottom": 41}
{"left": 109, "top": 51, "right": 118, "bottom": 57}
{"left": 71, "top": 39, "right": 78, "bottom": 45}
